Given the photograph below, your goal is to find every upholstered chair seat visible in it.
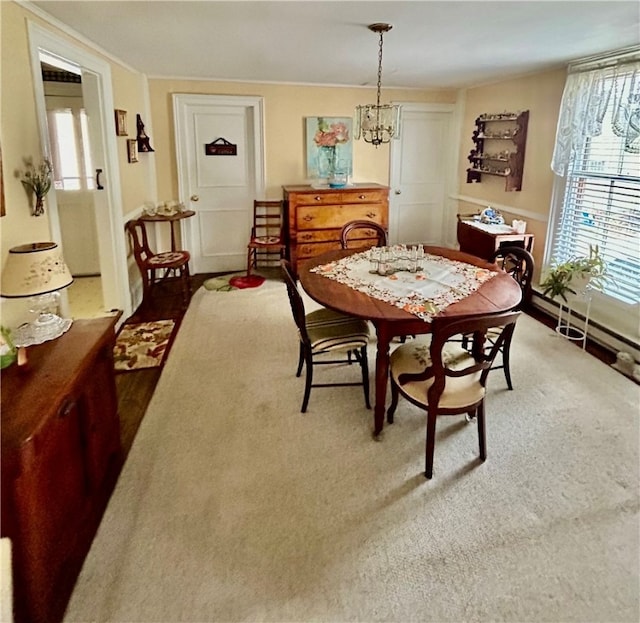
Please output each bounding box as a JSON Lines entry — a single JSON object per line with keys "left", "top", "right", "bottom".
{"left": 390, "top": 337, "right": 485, "bottom": 411}
{"left": 306, "top": 308, "right": 370, "bottom": 353}
{"left": 281, "top": 259, "right": 371, "bottom": 413}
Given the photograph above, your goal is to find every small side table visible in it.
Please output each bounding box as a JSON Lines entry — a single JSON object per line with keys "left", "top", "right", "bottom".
{"left": 456, "top": 216, "right": 534, "bottom": 260}
{"left": 139, "top": 209, "right": 196, "bottom": 252}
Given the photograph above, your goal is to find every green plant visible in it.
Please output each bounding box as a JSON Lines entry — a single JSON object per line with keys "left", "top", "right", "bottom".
{"left": 20, "top": 157, "right": 53, "bottom": 216}
{"left": 540, "top": 245, "right": 609, "bottom": 302}
{"left": 0, "top": 326, "right": 16, "bottom": 369}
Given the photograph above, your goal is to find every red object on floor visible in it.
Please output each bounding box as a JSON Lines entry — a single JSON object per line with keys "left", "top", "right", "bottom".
{"left": 229, "top": 275, "right": 265, "bottom": 289}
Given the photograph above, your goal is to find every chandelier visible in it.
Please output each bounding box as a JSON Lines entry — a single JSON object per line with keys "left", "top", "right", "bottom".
{"left": 355, "top": 23, "right": 400, "bottom": 146}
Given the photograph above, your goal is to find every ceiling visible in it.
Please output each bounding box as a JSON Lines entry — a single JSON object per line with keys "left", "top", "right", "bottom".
{"left": 28, "top": 1, "right": 640, "bottom": 90}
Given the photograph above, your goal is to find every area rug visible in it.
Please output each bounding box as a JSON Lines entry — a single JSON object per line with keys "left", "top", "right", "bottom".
{"left": 67, "top": 281, "right": 639, "bottom": 623}
{"left": 113, "top": 319, "right": 176, "bottom": 372}
{"left": 203, "top": 272, "right": 265, "bottom": 291}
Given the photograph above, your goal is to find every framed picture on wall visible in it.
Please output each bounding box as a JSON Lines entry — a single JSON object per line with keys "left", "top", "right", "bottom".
{"left": 305, "top": 117, "right": 353, "bottom": 180}
{"left": 114, "top": 109, "right": 128, "bottom": 136}
{"left": 127, "top": 139, "right": 138, "bottom": 163}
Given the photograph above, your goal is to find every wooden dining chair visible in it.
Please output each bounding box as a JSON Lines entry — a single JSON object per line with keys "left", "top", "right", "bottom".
{"left": 486, "top": 245, "right": 535, "bottom": 388}
{"left": 247, "top": 200, "right": 286, "bottom": 275}
{"left": 281, "top": 259, "right": 371, "bottom": 413}
{"left": 387, "top": 310, "right": 521, "bottom": 479}
{"left": 125, "top": 218, "right": 191, "bottom": 313}
{"left": 490, "top": 245, "right": 535, "bottom": 305}
{"left": 457, "top": 245, "right": 534, "bottom": 389}
{"left": 340, "top": 220, "right": 388, "bottom": 249}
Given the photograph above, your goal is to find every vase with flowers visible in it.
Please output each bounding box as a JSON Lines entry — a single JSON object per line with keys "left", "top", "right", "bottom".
{"left": 314, "top": 119, "right": 350, "bottom": 188}
{"left": 20, "top": 157, "right": 53, "bottom": 217}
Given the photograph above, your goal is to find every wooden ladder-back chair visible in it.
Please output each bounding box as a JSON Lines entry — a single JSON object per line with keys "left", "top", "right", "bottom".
{"left": 387, "top": 310, "right": 521, "bottom": 479}
{"left": 340, "top": 220, "right": 388, "bottom": 249}
{"left": 247, "top": 200, "right": 286, "bottom": 275}
{"left": 281, "top": 259, "right": 371, "bottom": 413}
{"left": 125, "top": 218, "right": 191, "bottom": 313}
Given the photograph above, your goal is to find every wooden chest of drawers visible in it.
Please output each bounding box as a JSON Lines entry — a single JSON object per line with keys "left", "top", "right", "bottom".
{"left": 283, "top": 184, "right": 389, "bottom": 272}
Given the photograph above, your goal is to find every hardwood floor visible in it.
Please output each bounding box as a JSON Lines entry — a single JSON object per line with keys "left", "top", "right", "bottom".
{"left": 115, "top": 277, "right": 618, "bottom": 459}
{"left": 115, "top": 273, "right": 214, "bottom": 456}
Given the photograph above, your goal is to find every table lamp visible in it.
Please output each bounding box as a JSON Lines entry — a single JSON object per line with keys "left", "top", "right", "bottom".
{"left": 1, "top": 242, "right": 74, "bottom": 352}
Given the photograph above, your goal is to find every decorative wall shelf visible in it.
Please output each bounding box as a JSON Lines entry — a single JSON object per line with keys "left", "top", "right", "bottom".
{"left": 466, "top": 110, "right": 529, "bottom": 191}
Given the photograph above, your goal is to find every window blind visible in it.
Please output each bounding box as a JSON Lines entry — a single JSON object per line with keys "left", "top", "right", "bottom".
{"left": 550, "top": 66, "right": 640, "bottom": 305}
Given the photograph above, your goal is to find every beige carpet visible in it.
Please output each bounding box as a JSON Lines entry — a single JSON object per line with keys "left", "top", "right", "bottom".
{"left": 65, "top": 278, "right": 639, "bottom": 622}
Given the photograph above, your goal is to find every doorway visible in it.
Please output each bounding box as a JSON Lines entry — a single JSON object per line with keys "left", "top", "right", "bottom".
{"left": 173, "top": 94, "right": 265, "bottom": 274}
{"left": 40, "top": 56, "right": 104, "bottom": 318}
{"left": 27, "top": 21, "right": 131, "bottom": 320}
{"left": 389, "top": 103, "right": 457, "bottom": 246}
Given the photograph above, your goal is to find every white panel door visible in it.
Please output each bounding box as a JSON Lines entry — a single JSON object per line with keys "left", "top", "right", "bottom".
{"left": 81, "top": 70, "right": 118, "bottom": 300}
{"left": 174, "top": 94, "right": 265, "bottom": 274}
{"left": 389, "top": 104, "right": 454, "bottom": 246}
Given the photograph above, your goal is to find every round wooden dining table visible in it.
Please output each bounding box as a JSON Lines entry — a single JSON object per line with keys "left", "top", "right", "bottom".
{"left": 298, "top": 246, "right": 523, "bottom": 437}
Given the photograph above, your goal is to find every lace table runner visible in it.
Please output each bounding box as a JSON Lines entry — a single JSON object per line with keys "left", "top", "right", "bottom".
{"left": 311, "top": 250, "right": 497, "bottom": 322}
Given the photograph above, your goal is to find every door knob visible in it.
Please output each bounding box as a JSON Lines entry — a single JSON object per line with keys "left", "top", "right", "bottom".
{"left": 394, "top": 189, "right": 402, "bottom": 195}
{"left": 190, "top": 195, "right": 199, "bottom": 201}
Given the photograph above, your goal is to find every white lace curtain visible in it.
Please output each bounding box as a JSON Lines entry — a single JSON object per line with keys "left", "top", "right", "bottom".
{"left": 551, "top": 58, "right": 640, "bottom": 176}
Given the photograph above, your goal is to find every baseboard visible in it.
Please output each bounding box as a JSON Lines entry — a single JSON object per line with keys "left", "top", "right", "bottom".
{"left": 530, "top": 290, "right": 640, "bottom": 362}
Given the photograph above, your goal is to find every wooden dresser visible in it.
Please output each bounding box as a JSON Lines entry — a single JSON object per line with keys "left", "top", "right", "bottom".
{"left": 283, "top": 184, "right": 389, "bottom": 272}
{"left": 1, "top": 316, "right": 123, "bottom": 623}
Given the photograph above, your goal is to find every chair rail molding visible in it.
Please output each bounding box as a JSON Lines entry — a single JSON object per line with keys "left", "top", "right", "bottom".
{"left": 451, "top": 194, "right": 548, "bottom": 222}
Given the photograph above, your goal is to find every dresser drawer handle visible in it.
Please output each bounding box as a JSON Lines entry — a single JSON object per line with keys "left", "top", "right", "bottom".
{"left": 301, "top": 233, "right": 313, "bottom": 240}
{"left": 359, "top": 194, "right": 366, "bottom": 200}
{"left": 366, "top": 211, "right": 377, "bottom": 219}
{"left": 314, "top": 196, "right": 322, "bottom": 201}
{"left": 303, "top": 215, "right": 314, "bottom": 222}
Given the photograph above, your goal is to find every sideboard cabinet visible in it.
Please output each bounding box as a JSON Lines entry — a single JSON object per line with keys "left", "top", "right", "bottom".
{"left": 457, "top": 216, "right": 534, "bottom": 260}
{"left": 1, "top": 316, "right": 123, "bottom": 623}
{"left": 283, "top": 184, "right": 389, "bottom": 273}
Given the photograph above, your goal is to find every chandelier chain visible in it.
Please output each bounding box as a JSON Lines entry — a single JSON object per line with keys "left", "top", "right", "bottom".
{"left": 376, "top": 31, "right": 384, "bottom": 108}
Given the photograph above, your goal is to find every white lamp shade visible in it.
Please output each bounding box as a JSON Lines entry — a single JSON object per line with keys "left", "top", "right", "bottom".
{"left": 1, "top": 242, "right": 73, "bottom": 298}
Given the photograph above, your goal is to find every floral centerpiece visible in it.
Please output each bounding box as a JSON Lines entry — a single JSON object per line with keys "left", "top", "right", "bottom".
{"left": 20, "top": 157, "right": 53, "bottom": 217}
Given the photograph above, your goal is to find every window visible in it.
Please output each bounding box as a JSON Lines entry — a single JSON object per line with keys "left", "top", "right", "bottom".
{"left": 549, "top": 56, "right": 640, "bottom": 307}
{"left": 47, "top": 107, "right": 94, "bottom": 191}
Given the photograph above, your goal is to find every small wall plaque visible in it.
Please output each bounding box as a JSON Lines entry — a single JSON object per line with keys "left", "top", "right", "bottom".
{"left": 127, "top": 139, "right": 138, "bottom": 163}
{"left": 114, "top": 109, "right": 127, "bottom": 136}
{"left": 205, "top": 137, "right": 237, "bottom": 156}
